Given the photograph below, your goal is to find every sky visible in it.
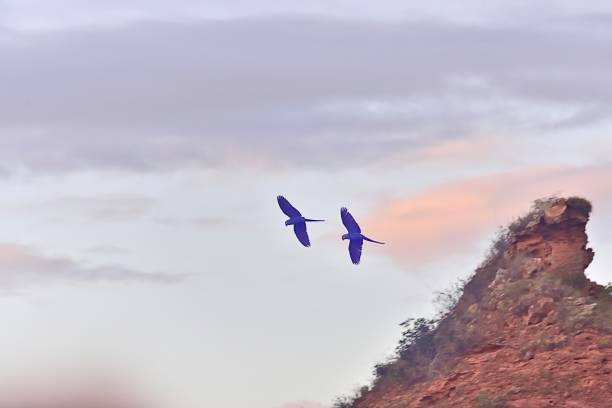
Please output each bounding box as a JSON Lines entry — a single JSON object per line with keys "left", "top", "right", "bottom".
{"left": 0, "top": 1, "right": 611, "bottom": 408}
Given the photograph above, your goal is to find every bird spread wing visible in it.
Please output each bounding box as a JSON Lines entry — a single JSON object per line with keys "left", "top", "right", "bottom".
{"left": 293, "top": 222, "right": 310, "bottom": 247}
{"left": 277, "top": 195, "right": 302, "bottom": 217}
{"left": 349, "top": 239, "right": 363, "bottom": 265}
{"left": 341, "top": 207, "right": 361, "bottom": 233}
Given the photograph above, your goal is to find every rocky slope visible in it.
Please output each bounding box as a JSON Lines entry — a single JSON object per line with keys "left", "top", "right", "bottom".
{"left": 343, "top": 197, "right": 612, "bottom": 408}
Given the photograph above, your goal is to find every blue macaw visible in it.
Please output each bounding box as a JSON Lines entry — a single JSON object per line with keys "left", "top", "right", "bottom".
{"left": 277, "top": 195, "right": 324, "bottom": 247}
{"left": 340, "top": 207, "right": 384, "bottom": 264}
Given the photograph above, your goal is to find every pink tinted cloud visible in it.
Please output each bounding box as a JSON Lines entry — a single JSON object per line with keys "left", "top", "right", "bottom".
{"left": 412, "top": 136, "right": 501, "bottom": 163}
{"left": 273, "top": 402, "right": 328, "bottom": 408}
{"left": 365, "top": 165, "right": 612, "bottom": 266}
{"left": 0, "top": 243, "right": 182, "bottom": 292}
{"left": 0, "top": 374, "right": 152, "bottom": 408}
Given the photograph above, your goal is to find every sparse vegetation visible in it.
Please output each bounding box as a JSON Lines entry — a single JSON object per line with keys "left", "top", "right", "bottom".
{"left": 396, "top": 317, "right": 437, "bottom": 361}
{"left": 483, "top": 227, "right": 513, "bottom": 266}
{"left": 506, "top": 196, "right": 555, "bottom": 235}
{"left": 331, "top": 384, "right": 370, "bottom": 408}
{"left": 593, "top": 283, "right": 612, "bottom": 333}
{"left": 524, "top": 370, "right": 579, "bottom": 396}
{"left": 434, "top": 278, "right": 467, "bottom": 319}
{"left": 332, "top": 386, "right": 368, "bottom": 408}
{"left": 504, "top": 280, "right": 530, "bottom": 300}
{"left": 552, "top": 255, "right": 589, "bottom": 289}
{"left": 520, "top": 334, "right": 568, "bottom": 358}
{"left": 473, "top": 391, "right": 507, "bottom": 408}
{"left": 555, "top": 302, "right": 585, "bottom": 333}
{"left": 332, "top": 396, "right": 356, "bottom": 408}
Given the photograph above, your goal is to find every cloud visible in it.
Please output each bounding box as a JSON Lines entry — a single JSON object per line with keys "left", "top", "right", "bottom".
{"left": 0, "top": 16, "right": 610, "bottom": 173}
{"left": 365, "top": 164, "right": 612, "bottom": 267}
{"left": 153, "top": 216, "right": 226, "bottom": 228}
{"left": 18, "top": 194, "right": 157, "bottom": 222}
{"left": 407, "top": 134, "right": 503, "bottom": 164}
{"left": 273, "top": 402, "right": 328, "bottom": 408}
{"left": 3, "top": 0, "right": 612, "bottom": 30}
{"left": 0, "top": 371, "right": 154, "bottom": 408}
{"left": 87, "top": 244, "right": 130, "bottom": 255}
{"left": 189, "top": 217, "right": 227, "bottom": 228}
{"left": 0, "top": 243, "right": 182, "bottom": 292}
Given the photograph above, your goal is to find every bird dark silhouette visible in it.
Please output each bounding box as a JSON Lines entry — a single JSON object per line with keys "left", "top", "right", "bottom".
{"left": 277, "top": 195, "right": 324, "bottom": 247}
{"left": 340, "top": 207, "right": 384, "bottom": 264}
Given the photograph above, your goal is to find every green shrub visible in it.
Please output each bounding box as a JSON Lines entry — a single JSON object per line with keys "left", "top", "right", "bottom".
{"left": 434, "top": 279, "right": 467, "bottom": 319}
{"left": 332, "top": 396, "right": 354, "bottom": 408}
{"left": 396, "top": 318, "right": 438, "bottom": 361}
{"left": 332, "top": 385, "right": 370, "bottom": 408}
{"left": 506, "top": 196, "right": 558, "bottom": 235}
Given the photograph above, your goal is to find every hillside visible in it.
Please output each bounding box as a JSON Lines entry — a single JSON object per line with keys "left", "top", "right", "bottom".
{"left": 338, "top": 197, "right": 612, "bottom": 408}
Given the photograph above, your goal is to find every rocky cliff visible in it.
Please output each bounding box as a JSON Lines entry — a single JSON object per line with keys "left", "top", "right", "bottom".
{"left": 342, "top": 197, "right": 612, "bottom": 408}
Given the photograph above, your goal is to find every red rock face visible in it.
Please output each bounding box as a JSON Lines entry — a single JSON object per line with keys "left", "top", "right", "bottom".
{"left": 349, "top": 198, "right": 612, "bottom": 408}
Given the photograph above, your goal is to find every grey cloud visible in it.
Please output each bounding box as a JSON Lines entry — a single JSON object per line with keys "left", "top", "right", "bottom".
{"left": 0, "top": 243, "right": 184, "bottom": 292}
{"left": 87, "top": 244, "right": 130, "bottom": 254}
{"left": 154, "top": 216, "right": 226, "bottom": 228}
{"left": 18, "top": 194, "right": 157, "bottom": 222}
{"left": 0, "top": 16, "right": 611, "bottom": 172}
{"left": 4, "top": 0, "right": 612, "bottom": 30}
{"left": 190, "top": 216, "right": 227, "bottom": 228}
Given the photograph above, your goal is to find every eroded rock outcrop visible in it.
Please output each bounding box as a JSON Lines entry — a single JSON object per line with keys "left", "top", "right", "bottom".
{"left": 345, "top": 197, "right": 612, "bottom": 408}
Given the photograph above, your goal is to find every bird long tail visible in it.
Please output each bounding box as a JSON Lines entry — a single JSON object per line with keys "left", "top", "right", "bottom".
{"left": 363, "top": 236, "right": 385, "bottom": 244}
{"left": 304, "top": 218, "right": 325, "bottom": 222}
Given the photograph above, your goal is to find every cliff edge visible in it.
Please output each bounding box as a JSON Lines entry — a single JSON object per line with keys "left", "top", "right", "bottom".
{"left": 341, "top": 197, "right": 612, "bottom": 408}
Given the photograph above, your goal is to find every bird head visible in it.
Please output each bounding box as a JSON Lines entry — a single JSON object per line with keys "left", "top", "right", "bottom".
{"left": 284, "top": 220, "right": 291, "bottom": 226}
{"left": 341, "top": 233, "right": 349, "bottom": 240}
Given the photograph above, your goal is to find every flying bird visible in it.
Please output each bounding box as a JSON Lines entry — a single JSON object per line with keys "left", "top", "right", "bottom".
{"left": 277, "top": 195, "right": 324, "bottom": 247}
{"left": 340, "top": 207, "right": 384, "bottom": 264}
